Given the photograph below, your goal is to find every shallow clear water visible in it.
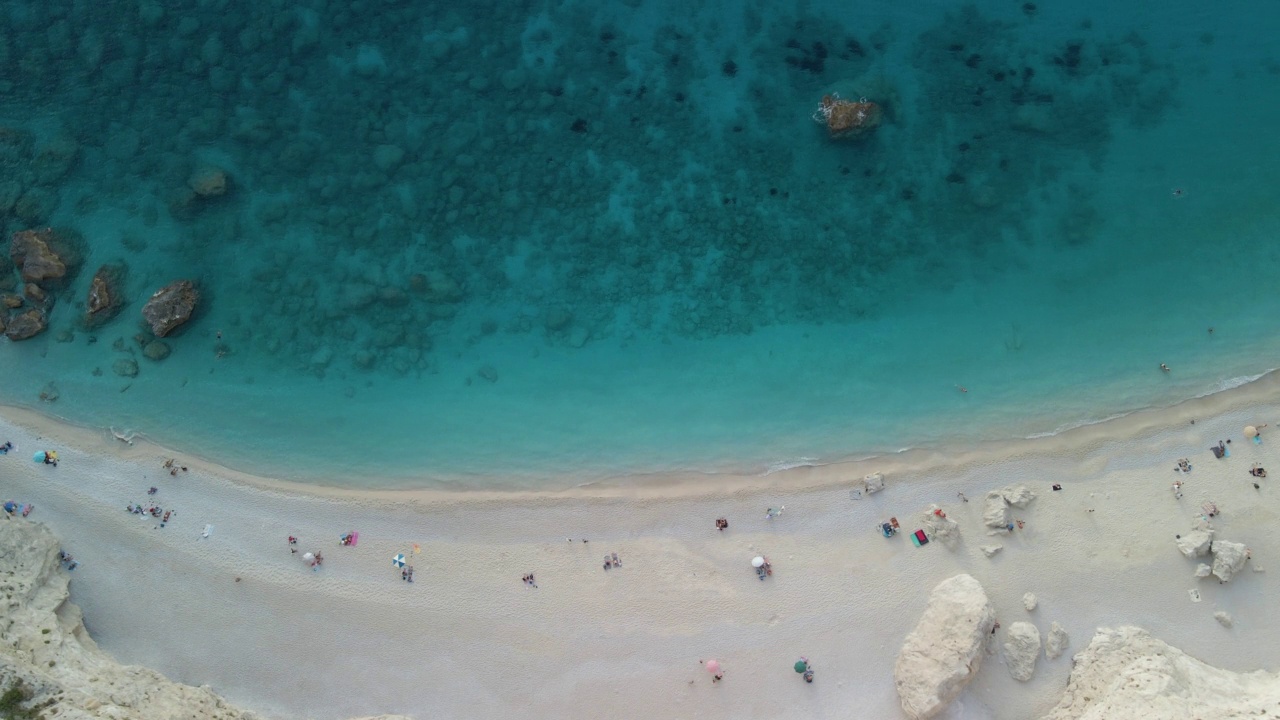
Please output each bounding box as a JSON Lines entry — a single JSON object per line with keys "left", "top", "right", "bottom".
{"left": 0, "top": 0, "right": 1277, "bottom": 487}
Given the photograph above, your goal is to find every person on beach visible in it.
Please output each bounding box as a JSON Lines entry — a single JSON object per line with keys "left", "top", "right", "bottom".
{"left": 716, "top": 517, "right": 728, "bottom": 531}
{"left": 1251, "top": 465, "right": 1267, "bottom": 478}
{"left": 0, "top": 441, "right": 12, "bottom": 454}
{"left": 1160, "top": 363, "right": 1171, "bottom": 373}
{"left": 957, "top": 492, "right": 968, "bottom": 502}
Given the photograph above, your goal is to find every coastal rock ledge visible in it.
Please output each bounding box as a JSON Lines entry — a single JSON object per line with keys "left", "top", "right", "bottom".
{"left": 0, "top": 518, "right": 412, "bottom": 720}
{"left": 1041, "top": 626, "right": 1280, "bottom": 719}
{"left": 894, "top": 573, "right": 996, "bottom": 720}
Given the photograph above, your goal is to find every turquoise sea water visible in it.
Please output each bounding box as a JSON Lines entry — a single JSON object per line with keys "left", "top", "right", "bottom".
{"left": 0, "top": 0, "right": 1278, "bottom": 487}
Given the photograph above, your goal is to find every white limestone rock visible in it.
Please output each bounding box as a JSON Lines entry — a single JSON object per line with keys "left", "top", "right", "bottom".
{"left": 983, "top": 491, "right": 1011, "bottom": 532}
{"left": 863, "top": 472, "right": 885, "bottom": 494}
{"left": 1041, "top": 626, "right": 1280, "bottom": 719}
{"left": 1214, "top": 611, "right": 1233, "bottom": 628}
{"left": 1176, "top": 530, "right": 1213, "bottom": 559}
{"left": 1023, "top": 592, "right": 1038, "bottom": 611}
{"left": 1211, "top": 540, "right": 1249, "bottom": 582}
{"left": 1003, "top": 621, "right": 1041, "bottom": 681}
{"left": 893, "top": 574, "right": 996, "bottom": 720}
{"left": 980, "top": 544, "right": 1003, "bottom": 558}
{"left": 921, "top": 504, "right": 960, "bottom": 549}
{"left": 1001, "top": 484, "right": 1037, "bottom": 508}
{"left": 1046, "top": 622, "right": 1069, "bottom": 660}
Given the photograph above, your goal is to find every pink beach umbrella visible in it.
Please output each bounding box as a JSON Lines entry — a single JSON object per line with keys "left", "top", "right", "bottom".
{"left": 705, "top": 659, "right": 721, "bottom": 674}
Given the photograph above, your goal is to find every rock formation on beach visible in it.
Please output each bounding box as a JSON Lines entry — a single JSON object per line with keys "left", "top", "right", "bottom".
{"left": 1041, "top": 626, "right": 1280, "bottom": 719}
{"left": 1045, "top": 622, "right": 1069, "bottom": 660}
{"left": 141, "top": 280, "right": 199, "bottom": 337}
{"left": 1175, "top": 525, "right": 1214, "bottom": 558}
{"left": 983, "top": 485, "right": 1035, "bottom": 534}
{"left": 920, "top": 504, "right": 960, "bottom": 548}
{"left": 894, "top": 574, "right": 996, "bottom": 720}
{"left": 1210, "top": 540, "right": 1249, "bottom": 582}
{"left": 1003, "top": 622, "right": 1041, "bottom": 681}
{"left": 0, "top": 518, "right": 411, "bottom": 720}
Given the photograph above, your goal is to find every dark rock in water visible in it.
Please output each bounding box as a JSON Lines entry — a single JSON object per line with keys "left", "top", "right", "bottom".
{"left": 38, "top": 381, "right": 58, "bottom": 402}
{"left": 143, "top": 340, "right": 171, "bottom": 361}
{"left": 112, "top": 358, "right": 139, "bottom": 378}
{"left": 24, "top": 282, "right": 45, "bottom": 304}
{"left": 4, "top": 307, "right": 47, "bottom": 340}
{"left": 9, "top": 228, "right": 67, "bottom": 284}
{"left": 478, "top": 365, "right": 499, "bottom": 383}
{"left": 545, "top": 308, "right": 572, "bottom": 332}
{"left": 141, "top": 280, "right": 199, "bottom": 337}
{"left": 85, "top": 263, "right": 127, "bottom": 328}
{"left": 3, "top": 293, "right": 24, "bottom": 309}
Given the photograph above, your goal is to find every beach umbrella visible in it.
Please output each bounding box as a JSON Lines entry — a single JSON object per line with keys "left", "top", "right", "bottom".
{"left": 705, "top": 660, "right": 721, "bottom": 674}
{"left": 392, "top": 553, "right": 406, "bottom": 568}
{"left": 302, "top": 552, "right": 315, "bottom": 563}
{"left": 752, "top": 556, "right": 766, "bottom": 568}
{"left": 794, "top": 659, "right": 809, "bottom": 673}
{"left": 3, "top": 501, "right": 16, "bottom": 513}
{"left": 1245, "top": 426, "right": 1258, "bottom": 438}
{"left": 32, "top": 451, "right": 45, "bottom": 463}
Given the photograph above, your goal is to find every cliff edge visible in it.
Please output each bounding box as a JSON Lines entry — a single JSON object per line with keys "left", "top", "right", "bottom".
{"left": 0, "top": 517, "right": 409, "bottom": 720}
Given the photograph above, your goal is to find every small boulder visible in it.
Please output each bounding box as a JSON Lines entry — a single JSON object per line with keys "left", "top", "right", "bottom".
{"left": 1004, "top": 621, "right": 1042, "bottom": 681}
{"left": 187, "top": 165, "right": 228, "bottom": 197}
{"left": 545, "top": 308, "right": 572, "bottom": 331}
{"left": 85, "top": 263, "right": 127, "bottom": 328}
{"left": 983, "top": 491, "right": 1011, "bottom": 532}
{"left": 1001, "top": 484, "right": 1037, "bottom": 508}
{"left": 143, "top": 340, "right": 171, "bottom": 361}
{"left": 4, "top": 307, "right": 47, "bottom": 340}
{"left": 1214, "top": 611, "right": 1233, "bottom": 628}
{"left": 477, "top": 365, "right": 498, "bottom": 383}
{"left": 112, "top": 358, "right": 139, "bottom": 377}
{"left": 1023, "top": 593, "right": 1038, "bottom": 611}
{"left": 1210, "top": 540, "right": 1249, "bottom": 583}
{"left": 980, "top": 544, "right": 1003, "bottom": 558}
{"left": 1045, "top": 622, "right": 1069, "bottom": 659}
{"left": 1176, "top": 529, "right": 1214, "bottom": 558}
{"left": 863, "top": 472, "right": 886, "bottom": 494}
{"left": 921, "top": 504, "right": 960, "bottom": 549}
{"left": 141, "top": 280, "right": 199, "bottom": 337}
{"left": 1, "top": 294, "right": 22, "bottom": 309}
{"left": 373, "top": 144, "right": 406, "bottom": 172}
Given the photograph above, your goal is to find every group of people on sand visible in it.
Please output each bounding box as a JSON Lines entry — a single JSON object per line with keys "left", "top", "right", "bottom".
{"left": 126, "top": 500, "right": 173, "bottom": 527}
{"left": 57, "top": 550, "right": 78, "bottom": 571}
{"left": 162, "top": 459, "right": 189, "bottom": 477}
{"left": 401, "top": 564, "right": 415, "bottom": 582}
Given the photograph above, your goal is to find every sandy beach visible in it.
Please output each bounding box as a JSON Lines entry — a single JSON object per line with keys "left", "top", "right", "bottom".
{"left": 6, "top": 374, "right": 1280, "bottom": 719}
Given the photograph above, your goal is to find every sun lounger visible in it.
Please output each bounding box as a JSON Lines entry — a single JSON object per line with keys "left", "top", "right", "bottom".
{"left": 911, "top": 529, "right": 929, "bottom": 547}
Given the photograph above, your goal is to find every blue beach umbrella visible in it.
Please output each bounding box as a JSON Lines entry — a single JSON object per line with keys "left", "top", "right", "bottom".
{"left": 392, "top": 553, "right": 406, "bottom": 568}
{"left": 32, "top": 451, "right": 45, "bottom": 463}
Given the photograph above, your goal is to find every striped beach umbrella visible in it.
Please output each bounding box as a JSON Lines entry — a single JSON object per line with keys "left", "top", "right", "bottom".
{"left": 392, "top": 553, "right": 406, "bottom": 568}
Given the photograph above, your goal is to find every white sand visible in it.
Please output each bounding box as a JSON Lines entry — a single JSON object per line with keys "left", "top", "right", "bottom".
{"left": 5, "top": 374, "right": 1280, "bottom": 720}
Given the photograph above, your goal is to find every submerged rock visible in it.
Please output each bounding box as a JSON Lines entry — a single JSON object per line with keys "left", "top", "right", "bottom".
{"left": 143, "top": 340, "right": 171, "bottom": 361}
{"left": 1004, "top": 621, "right": 1041, "bottom": 681}
{"left": 112, "top": 358, "right": 139, "bottom": 377}
{"left": 85, "top": 263, "right": 127, "bottom": 328}
{"left": 894, "top": 574, "right": 995, "bottom": 719}
{"left": 9, "top": 228, "right": 67, "bottom": 284}
{"left": 141, "top": 280, "right": 199, "bottom": 337}
{"left": 188, "top": 165, "right": 229, "bottom": 197}
{"left": 4, "top": 307, "right": 47, "bottom": 340}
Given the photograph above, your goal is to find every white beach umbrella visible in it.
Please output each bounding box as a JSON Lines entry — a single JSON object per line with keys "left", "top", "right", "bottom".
{"left": 1245, "top": 425, "right": 1258, "bottom": 438}
{"left": 392, "top": 553, "right": 406, "bottom": 568}
{"left": 752, "top": 556, "right": 766, "bottom": 568}
{"left": 302, "top": 552, "right": 315, "bottom": 563}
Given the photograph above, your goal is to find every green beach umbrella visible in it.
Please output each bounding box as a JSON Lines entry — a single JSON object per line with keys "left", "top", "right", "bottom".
{"left": 794, "top": 660, "right": 808, "bottom": 673}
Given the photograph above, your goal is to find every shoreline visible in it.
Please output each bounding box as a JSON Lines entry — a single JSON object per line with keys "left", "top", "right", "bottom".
{"left": 6, "top": 367, "right": 1280, "bottom": 502}
{"left": 5, "top": 368, "right": 1280, "bottom": 719}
